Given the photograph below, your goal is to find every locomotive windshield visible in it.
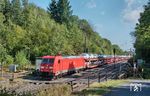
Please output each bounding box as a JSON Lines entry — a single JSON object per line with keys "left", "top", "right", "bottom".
{"left": 42, "top": 58, "right": 54, "bottom": 64}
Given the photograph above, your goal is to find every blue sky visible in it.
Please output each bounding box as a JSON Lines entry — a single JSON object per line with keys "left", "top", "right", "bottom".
{"left": 29, "top": 0, "right": 148, "bottom": 51}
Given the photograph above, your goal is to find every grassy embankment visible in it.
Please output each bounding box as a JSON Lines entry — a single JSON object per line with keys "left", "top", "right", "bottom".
{"left": 0, "top": 77, "right": 128, "bottom": 96}
{"left": 0, "top": 84, "right": 71, "bottom": 96}
{"left": 73, "top": 80, "right": 128, "bottom": 96}
{"left": 37, "top": 84, "right": 72, "bottom": 96}
{"left": 142, "top": 63, "right": 150, "bottom": 79}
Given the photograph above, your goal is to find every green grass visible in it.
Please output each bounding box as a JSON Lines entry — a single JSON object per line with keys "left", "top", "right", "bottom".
{"left": 73, "top": 80, "right": 128, "bottom": 96}
{"left": 37, "top": 84, "right": 72, "bottom": 96}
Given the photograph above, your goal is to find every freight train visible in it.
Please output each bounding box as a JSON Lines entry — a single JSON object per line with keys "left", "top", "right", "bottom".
{"left": 39, "top": 54, "right": 130, "bottom": 79}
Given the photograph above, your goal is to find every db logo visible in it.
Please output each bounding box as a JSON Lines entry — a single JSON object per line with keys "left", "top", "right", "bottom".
{"left": 130, "top": 83, "right": 142, "bottom": 92}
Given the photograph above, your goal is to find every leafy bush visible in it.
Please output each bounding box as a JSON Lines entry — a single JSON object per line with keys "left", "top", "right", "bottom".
{"left": 142, "top": 68, "right": 150, "bottom": 79}
{"left": 15, "top": 51, "right": 30, "bottom": 70}
{"left": 5, "top": 55, "right": 14, "bottom": 67}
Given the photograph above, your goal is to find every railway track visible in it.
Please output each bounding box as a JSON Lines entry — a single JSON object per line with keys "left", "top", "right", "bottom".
{"left": 28, "top": 62, "right": 129, "bottom": 92}
{"left": 0, "top": 62, "right": 130, "bottom": 94}
{"left": 69, "top": 62, "right": 129, "bottom": 91}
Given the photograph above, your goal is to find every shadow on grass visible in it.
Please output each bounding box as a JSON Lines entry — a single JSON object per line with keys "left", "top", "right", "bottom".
{"left": 72, "top": 87, "right": 109, "bottom": 96}
{"left": 72, "top": 80, "right": 128, "bottom": 96}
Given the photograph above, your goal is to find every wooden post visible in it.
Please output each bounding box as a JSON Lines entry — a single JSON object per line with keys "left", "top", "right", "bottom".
{"left": 70, "top": 81, "right": 73, "bottom": 91}
{"left": 88, "top": 77, "right": 90, "bottom": 88}
{"left": 1, "top": 62, "right": 3, "bottom": 78}
{"left": 98, "top": 72, "right": 100, "bottom": 83}
{"left": 105, "top": 72, "right": 107, "bottom": 81}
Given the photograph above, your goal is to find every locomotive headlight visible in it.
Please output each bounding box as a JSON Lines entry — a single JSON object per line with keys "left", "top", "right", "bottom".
{"left": 49, "top": 67, "right": 53, "bottom": 69}
{"left": 41, "top": 66, "right": 44, "bottom": 69}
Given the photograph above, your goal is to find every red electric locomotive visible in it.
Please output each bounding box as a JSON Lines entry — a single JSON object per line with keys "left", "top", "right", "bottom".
{"left": 40, "top": 55, "right": 86, "bottom": 79}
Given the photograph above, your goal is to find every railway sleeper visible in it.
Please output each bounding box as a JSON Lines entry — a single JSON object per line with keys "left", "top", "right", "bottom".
{"left": 73, "top": 84, "right": 79, "bottom": 89}
{"left": 29, "top": 82, "right": 42, "bottom": 85}
{"left": 118, "top": 73, "right": 126, "bottom": 79}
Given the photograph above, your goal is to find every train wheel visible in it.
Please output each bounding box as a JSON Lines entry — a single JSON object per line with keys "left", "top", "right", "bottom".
{"left": 52, "top": 75, "right": 59, "bottom": 80}
{"left": 58, "top": 74, "right": 62, "bottom": 78}
{"left": 75, "top": 69, "right": 79, "bottom": 73}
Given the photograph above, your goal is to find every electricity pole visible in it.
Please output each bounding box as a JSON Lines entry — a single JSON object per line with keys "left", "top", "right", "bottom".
{"left": 113, "top": 48, "right": 116, "bottom": 68}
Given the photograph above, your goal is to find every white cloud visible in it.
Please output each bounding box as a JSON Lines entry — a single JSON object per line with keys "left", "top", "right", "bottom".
{"left": 125, "top": 0, "right": 134, "bottom": 7}
{"left": 86, "top": 0, "right": 97, "bottom": 9}
{"left": 122, "top": 0, "right": 144, "bottom": 24}
{"left": 123, "top": 7, "right": 143, "bottom": 23}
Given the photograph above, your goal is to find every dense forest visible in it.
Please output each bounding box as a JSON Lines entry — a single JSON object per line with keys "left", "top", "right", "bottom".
{"left": 0, "top": 0, "right": 124, "bottom": 66}
{"left": 134, "top": 1, "right": 150, "bottom": 63}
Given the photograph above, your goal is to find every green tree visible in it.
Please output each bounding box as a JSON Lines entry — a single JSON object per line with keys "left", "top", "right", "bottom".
{"left": 134, "top": 1, "right": 150, "bottom": 62}
{"left": 57, "top": 0, "right": 73, "bottom": 24}
{"left": 1, "top": 0, "right": 11, "bottom": 24}
{"left": 101, "top": 39, "right": 113, "bottom": 54}
{"left": 0, "top": 44, "right": 7, "bottom": 64}
{"left": 22, "top": 0, "right": 28, "bottom": 9}
{"left": 112, "top": 44, "right": 124, "bottom": 55}
{"left": 11, "top": 0, "right": 23, "bottom": 25}
{"left": 22, "top": 0, "right": 29, "bottom": 27}
{"left": 0, "top": 0, "right": 124, "bottom": 64}
{"left": 48, "top": 0, "right": 59, "bottom": 22}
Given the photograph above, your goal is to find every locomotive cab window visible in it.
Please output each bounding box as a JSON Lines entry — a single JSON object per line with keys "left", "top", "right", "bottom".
{"left": 58, "top": 60, "right": 60, "bottom": 63}
{"left": 42, "top": 58, "right": 54, "bottom": 64}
